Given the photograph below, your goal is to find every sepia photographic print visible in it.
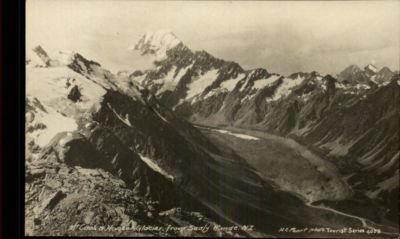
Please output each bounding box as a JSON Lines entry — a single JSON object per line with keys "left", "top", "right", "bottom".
{"left": 25, "top": 0, "right": 399, "bottom": 237}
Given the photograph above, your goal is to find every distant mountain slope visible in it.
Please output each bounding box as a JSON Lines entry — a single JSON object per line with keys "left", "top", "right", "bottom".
{"left": 128, "top": 30, "right": 399, "bottom": 223}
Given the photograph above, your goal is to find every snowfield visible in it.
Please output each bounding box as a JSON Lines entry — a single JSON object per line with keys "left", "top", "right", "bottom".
{"left": 26, "top": 97, "right": 78, "bottom": 147}
{"left": 138, "top": 153, "right": 175, "bottom": 181}
{"left": 26, "top": 59, "right": 108, "bottom": 149}
{"left": 107, "top": 103, "right": 133, "bottom": 127}
{"left": 266, "top": 76, "right": 304, "bottom": 102}
{"left": 27, "top": 66, "right": 107, "bottom": 113}
{"left": 154, "top": 66, "right": 178, "bottom": 95}
{"left": 131, "top": 30, "right": 182, "bottom": 61}
{"left": 252, "top": 74, "right": 280, "bottom": 90}
{"left": 365, "top": 64, "right": 378, "bottom": 73}
{"left": 185, "top": 69, "right": 219, "bottom": 100}
{"left": 194, "top": 126, "right": 260, "bottom": 140}
{"left": 220, "top": 73, "right": 245, "bottom": 91}
{"left": 154, "top": 64, "right": 193, "bottom": 95}
{"left": 213, "top": 129, "right": 260, "bottom": 140}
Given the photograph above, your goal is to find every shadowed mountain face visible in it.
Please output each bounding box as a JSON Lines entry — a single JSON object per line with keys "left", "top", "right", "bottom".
{"left": 127, "top": 31, "right": 399, "bottom": 225}
{"left": 27, "top": 46, "right": 386, "bottom": 237}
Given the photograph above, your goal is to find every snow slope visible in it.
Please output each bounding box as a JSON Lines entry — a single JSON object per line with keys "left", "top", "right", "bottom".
{"left": 185, "top": 69, "right": 219, "bottom": 100}
{"left": 131, "top": 29, "right": 182, "bottom": 60}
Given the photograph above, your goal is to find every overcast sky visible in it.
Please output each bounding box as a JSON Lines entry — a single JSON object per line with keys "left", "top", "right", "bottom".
{"left": 27, "top": 0, "right": 400, "bottom": 75}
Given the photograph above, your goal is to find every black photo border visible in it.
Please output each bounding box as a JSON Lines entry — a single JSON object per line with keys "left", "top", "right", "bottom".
{"left": 2, "top": 0, "right": 25, "bottom": 238}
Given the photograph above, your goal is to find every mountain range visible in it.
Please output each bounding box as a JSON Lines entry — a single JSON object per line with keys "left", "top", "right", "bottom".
{"left": 25, "top": 30, "right": 399, "bottom": 237}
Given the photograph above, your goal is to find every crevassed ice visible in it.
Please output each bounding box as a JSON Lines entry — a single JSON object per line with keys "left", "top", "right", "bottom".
{"left": 27, "top": 66, "right": 107, "bottom": 113}
{"left": 27, "top": 103, "right": 77, "bottom": 147}
{"left": 26, "top": 66, "right": 108, "bottom": 147}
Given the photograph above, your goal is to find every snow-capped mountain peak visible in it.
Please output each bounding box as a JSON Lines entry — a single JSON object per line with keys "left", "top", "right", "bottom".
{"left": 343, "top": 64, "right": 362, "bottom": 74}
{"left": 28, "top": 45, "right": 82, "bottom": 68}
{"left": 52, "top": 50, "right": 77, "bottom": 65}
{"left": 364, "top": 64, "right": 378, "bottom": 74}
{"left": 130, "top": 29, "right": 182, "bottom": 60}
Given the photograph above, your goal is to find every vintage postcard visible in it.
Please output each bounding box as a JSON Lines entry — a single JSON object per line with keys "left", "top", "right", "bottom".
{"left": 25, "top": 0, "right": 399, "bottom": 237}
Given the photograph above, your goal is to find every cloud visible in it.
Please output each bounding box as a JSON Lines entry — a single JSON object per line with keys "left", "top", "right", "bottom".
{"left": 27, "top": 0, "right": 400, "bottom": 75}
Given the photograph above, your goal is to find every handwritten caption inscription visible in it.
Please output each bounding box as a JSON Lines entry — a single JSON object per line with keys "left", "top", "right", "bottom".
{"left": 68, "top": 223, "right": 254, "bottom": 234}
{"left": 279, "top": 227, "right": 382, "bottom": 235}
